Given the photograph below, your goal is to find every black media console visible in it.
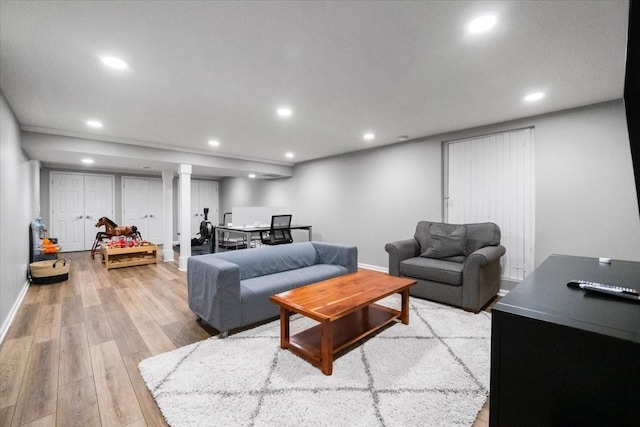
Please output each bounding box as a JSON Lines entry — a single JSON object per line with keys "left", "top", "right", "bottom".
{"left": 490, "top": 254, "right": 640, "bottom": 426}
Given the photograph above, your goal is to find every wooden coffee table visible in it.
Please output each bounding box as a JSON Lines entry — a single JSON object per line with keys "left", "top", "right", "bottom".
{"left": 269, "top": 269, "right": 416, "bottom": 375}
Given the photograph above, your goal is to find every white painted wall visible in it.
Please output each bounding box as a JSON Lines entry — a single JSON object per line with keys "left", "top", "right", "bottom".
{"left": 0, "top": 90, "right": 40, "bottom": 340}
{"left": 221, "top": 100, "right": 640, "bottom": 271}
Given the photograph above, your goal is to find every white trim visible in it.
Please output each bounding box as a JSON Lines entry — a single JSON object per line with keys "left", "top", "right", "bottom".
{"left": 0, "top": 280, "right": 30, "bottom": 344}
{"left": 358, "top": 263, "right": 388, "bottom": 273}
{"left": 498, "top": 289, "right": 510, "bottom": 297}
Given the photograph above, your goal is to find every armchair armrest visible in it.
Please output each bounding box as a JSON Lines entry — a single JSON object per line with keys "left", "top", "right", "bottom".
{"left": 385, "top": 239, "right": 420, "bottom": 276}
{"left": 461, "top": 245, "right": 506, "bottom": 312}
{"left": 311, "top": 242, "right": 358, "bottom": 273}
{"left": 464, "top": 245, "right": 506, "bottom": 270}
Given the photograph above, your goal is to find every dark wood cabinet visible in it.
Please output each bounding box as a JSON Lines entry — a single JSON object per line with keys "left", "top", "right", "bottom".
{"left": 490, "top": 255, "right": 640, "bottom": 426}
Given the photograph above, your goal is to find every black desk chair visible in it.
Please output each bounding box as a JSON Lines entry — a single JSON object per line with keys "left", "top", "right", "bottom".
{"left": 260, "top": 214, "right": 293, "bottom": 245}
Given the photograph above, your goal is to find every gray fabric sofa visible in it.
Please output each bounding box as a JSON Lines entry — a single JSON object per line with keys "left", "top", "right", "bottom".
{"left": 385, "top": 221, "right": 505, "bottom": 312}
{"left": 187, "top": 241, "right": 358, "bottom": 335}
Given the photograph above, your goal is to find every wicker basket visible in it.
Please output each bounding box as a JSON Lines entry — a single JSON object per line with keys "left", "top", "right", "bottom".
{"left": 29, "top": 259, "right": 70, "bottom": 284}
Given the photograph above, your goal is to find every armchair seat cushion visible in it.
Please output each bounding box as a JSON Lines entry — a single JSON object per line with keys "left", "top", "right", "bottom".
{"left": 400, "top": 257, "right": 464, "bottom": 286}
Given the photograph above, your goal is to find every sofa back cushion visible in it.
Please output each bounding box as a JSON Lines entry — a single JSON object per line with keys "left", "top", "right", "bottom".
{"left": 209, "top": 242, "right": 317, "bottom": 280}
{"left": 415, "top": 221, "right": 501, "bottom": 256}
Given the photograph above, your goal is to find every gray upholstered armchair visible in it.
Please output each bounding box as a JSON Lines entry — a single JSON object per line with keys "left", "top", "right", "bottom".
{"left": 385, "top": 221, "right": 506, "bottom": 312}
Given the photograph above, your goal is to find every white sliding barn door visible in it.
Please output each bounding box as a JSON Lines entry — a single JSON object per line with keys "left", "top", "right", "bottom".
{"left": 445, "top": 128, "right": 534, "bottom": 280}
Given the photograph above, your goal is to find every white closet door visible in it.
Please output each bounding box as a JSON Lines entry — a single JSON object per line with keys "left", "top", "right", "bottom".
{"left": 147, "top": 179, "right": 163, "bottom": 243}
{"left": 122, "top": 177, "right": 163, "bottom": 242}
{"left": 190, "top": 180, "right": 219, "bottom": 237}
{"left": 51, "top": 173, "right": 85, "bottom": 252}
{"left": 84, "top": 174, "right": 114, "bottom": 250}
{"left": 190, "top": 182, "right": 201, "bottom": 238}
{"left": 123, "top": 177, "right": 150, "bottom": 238}
{"left": 198, "top": 181, "right": 218, "bottom": 224}
{"left": 445, "top": 128, "right": 534, "bottom": 281}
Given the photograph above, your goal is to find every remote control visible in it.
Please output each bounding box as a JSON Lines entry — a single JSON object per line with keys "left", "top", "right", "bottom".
{"left": 567, "top": 279, "right": 640, "bottom": 302}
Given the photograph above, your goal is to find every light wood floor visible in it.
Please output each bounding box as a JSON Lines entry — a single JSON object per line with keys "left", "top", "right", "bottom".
{"left": 0, "top": 251, "right": 491, "bottom": 426}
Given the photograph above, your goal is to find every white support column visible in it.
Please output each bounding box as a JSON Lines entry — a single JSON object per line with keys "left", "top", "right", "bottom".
{"left": 178, "top": 164, "right": 192, "bottom": 271}
{"left": 162, "top": 169, "right": 174, "bottom": 262}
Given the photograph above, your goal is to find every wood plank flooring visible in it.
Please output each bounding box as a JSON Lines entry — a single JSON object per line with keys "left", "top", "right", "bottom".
{"left": 0, "top": 251, "right": 492, "bottom": 426}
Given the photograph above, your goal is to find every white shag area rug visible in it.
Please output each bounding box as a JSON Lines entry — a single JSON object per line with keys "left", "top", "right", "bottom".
{"left": 139, "top": 296, "right": 492, "bottom": 427}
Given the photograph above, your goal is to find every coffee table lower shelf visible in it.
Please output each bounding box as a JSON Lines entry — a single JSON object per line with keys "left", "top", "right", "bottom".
{"left": 284, "top": 303, "right": 400, "bottom": 372}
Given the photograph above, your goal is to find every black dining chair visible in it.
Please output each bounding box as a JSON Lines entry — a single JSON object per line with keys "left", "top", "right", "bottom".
{"left": 260, "top": 214, "right": 293, "bottom": 245}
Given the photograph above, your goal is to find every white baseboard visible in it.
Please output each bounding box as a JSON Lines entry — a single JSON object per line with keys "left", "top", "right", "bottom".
{"left": 498, "top": 289, "right": 510, "bottom": 297}
{"left": 0, "top": 280, "right": 30, "bottom": 344}
{"left": 358, "top": 263, "right": 388, "bottom": 273}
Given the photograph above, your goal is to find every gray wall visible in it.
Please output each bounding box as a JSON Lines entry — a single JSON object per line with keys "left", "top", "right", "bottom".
{"left": 0, "top": 90, "right": 40, "bottom": 338}
{"left": 221, "top": 100, "right": 640, "bottom": 270}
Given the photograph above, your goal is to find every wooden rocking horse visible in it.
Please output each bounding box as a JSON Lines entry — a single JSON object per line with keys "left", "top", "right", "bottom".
{"left": 91, "top": 217, "right": 142, "bottom": 259}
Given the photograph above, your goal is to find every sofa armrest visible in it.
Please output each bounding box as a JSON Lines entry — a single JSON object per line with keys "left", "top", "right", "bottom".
{"left": 311, "top": 242, "right": 358, "bottom": 273}
{"left": 385, "top": 239, "right": 420, "bottom": 276}
{"left": 187, "top": 256, "right": 242, "bottom": 331}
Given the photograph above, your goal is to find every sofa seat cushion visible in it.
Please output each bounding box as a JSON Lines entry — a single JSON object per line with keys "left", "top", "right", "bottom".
{"left": 239, "top": 264, "right": 348, "bottom": 322}
{"left": 399, "top": 257, "right": 463, "bottom": 286}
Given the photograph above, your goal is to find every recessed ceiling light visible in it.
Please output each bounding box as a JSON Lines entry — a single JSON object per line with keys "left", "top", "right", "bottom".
{"left": 285, "top": 152, "right": 294, "bottom": 159}
{"left": 468, "top": 14, "right": 498, "bottom": 34}
{"left": 82, "top": 158, "right": 94, "bottom": 164}
{"left": 277, "top": 107, "right": 292, "bottom": 117}
{"left": 248, "top": 174, "right": 256, "bottom": 179}
{"left": 208, "top": 139, "right": 220, "bottom": 146}
{"left": 524, "top": 92, "right": 545, "bottom": 102}
{"left": 86, "top": 120, "right": 103, "bottom": 128}
{"left": 101, "top": 56, "right": 128, "bottom": 70}
{"left": 363, "top": 132, "right": 375, "bottom": 141}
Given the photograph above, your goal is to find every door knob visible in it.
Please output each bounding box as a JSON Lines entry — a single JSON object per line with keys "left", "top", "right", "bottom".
{"left": 76, "top": 215, "right": 83, "bottom": 219}
{"left": 141, "top": 214, "right": 148, "bottom": 219}
{"left": 149, "top": 214, "right": 155, "bottom": 218}
{"left": 86, "top": 215, "right": 93, "bottom": 219}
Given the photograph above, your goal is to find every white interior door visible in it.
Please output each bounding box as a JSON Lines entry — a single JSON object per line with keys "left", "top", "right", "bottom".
{"left": 84, "top": 175, "right": 114, "bottom": 250}
{"left": 190, "top": 180, "right": 219, "bottom": 237}
{"left": 123, "top": 177, "right": 149, "bottom": 238}
{"left": 198, "top": 181, "right": 218, "bottom": 225}
{"left": 51, "top": 172, "right": 85, "bottom": 252}
{"left": 190, "top": 182, "right": 201, "bottom": 238}
{"left": 147, "top": 179, "right": 163, "bottom": 243}
{"left": 123, "top": 177, "right": 163, "bottom": 242}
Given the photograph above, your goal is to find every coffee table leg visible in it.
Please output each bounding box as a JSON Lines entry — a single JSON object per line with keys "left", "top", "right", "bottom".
{"left": 280, "top": 307, "right": 290, "bottom": 349}
{"left": 400, "top": 288, "right": 410, "bottom": 324}
{"left": 320, "top": 320, "right": 333, "bottom": 375}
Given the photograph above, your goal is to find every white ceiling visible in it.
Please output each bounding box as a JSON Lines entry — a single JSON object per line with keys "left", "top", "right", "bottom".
{"left": 0, "top": 1, "right": 630, "bottom": 177}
